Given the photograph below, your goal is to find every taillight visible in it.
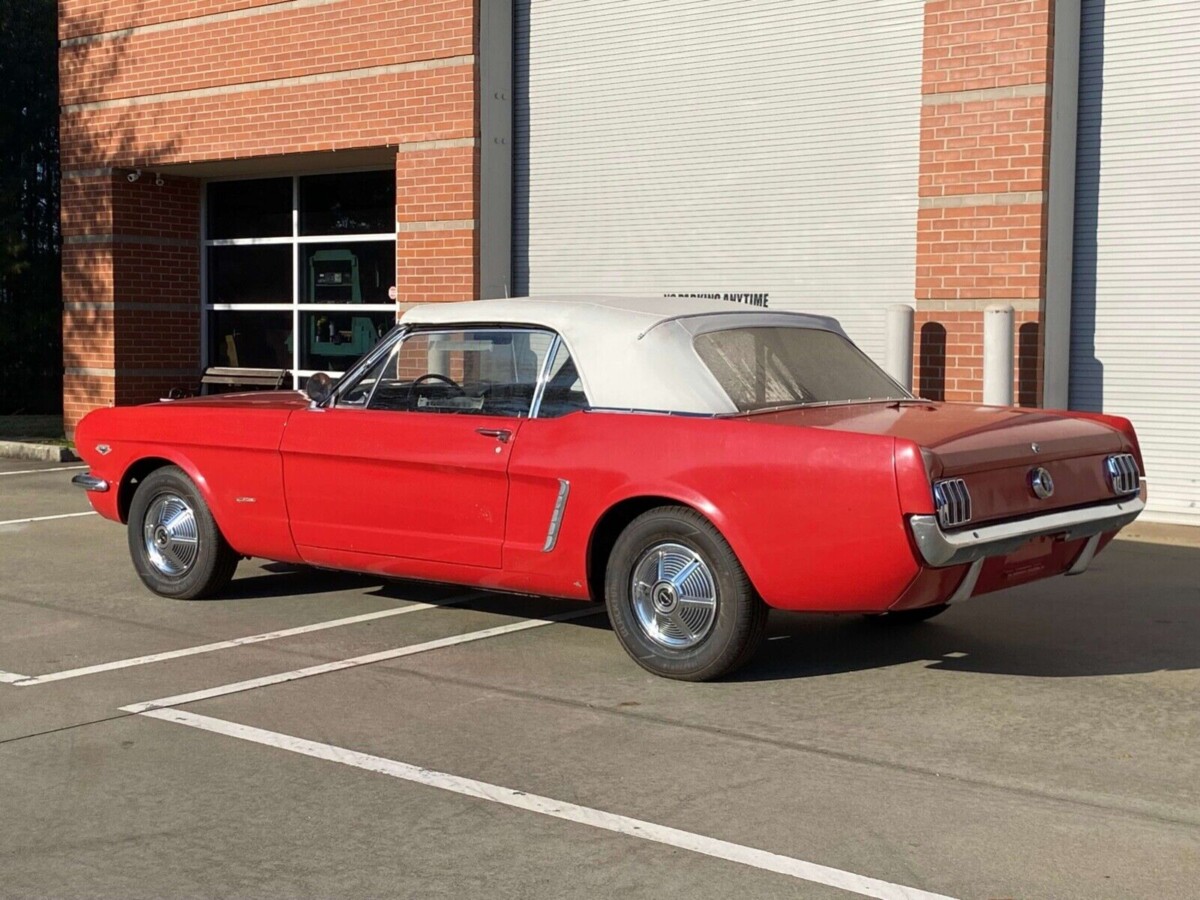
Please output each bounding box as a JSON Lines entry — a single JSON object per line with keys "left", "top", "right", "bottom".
{"left": 932, "top": 478, "right": 972, "bottom": 529}
{"left": 1104, "top": 454, "right": 1140, "bottom": 495}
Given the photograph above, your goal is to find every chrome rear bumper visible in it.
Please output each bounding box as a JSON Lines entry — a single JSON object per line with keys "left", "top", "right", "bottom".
{"left": 909, "top": 492, "right": 1144, "bottom": 568}
{"left": 71, "top": 472, "right": 109, "bottom": 492}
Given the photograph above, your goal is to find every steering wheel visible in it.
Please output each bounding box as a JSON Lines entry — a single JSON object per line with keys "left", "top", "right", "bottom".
{"left": 407, "top": 372, "right": 465, "bottom": 407}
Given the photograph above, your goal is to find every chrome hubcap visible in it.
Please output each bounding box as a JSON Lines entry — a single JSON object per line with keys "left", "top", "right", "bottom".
{"left": 630, "top": 542, "right": 718, "bottom": 650}
{"left": 143, "top": 493, "right": 199, "bottom": 577}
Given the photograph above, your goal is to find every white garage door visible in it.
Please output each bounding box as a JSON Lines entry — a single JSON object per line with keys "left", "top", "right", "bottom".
{"left": 513, "top": 0, "right": 924, "bottom": 361}
{"left": 1072, "top": 0, "right": 1200, "bottom": 525}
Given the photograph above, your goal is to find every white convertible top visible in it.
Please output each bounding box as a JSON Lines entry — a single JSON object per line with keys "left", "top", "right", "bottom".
{"left": 401, "top": 295, "right": 847, "bottom": 414}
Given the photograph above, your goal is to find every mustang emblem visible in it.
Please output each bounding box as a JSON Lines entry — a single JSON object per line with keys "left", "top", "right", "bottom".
{"left": 1031, "top": 442, "right": 1041, "bottom": 454}
{"left": 1029, "top": 467, "right": 1055, "bottom": 500}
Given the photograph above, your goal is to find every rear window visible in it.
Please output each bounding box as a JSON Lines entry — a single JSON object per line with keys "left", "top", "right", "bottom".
{"left": 693, "top": 326, "right": 907, "bottom": 412}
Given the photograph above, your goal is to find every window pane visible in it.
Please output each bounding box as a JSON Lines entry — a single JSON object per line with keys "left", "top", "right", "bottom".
{"left": 301, "top": 242, "right": 395, "bottom": 304}
{"left": 299, "top": 171, "right": 395, "bottom": 235}
{"left": 358, "top": 329, "right": 552, "bottom": 417}
{"left": 694, "top": 327, "right": 906, "bottom": 412}
{"left": 537, "top": 342, "right": 590, "bottom": 418}
{"left": 299, "top": 310, "right": 395, "bottom": 372}
{"left": 337, "top": 345, "right": 394, "bottom": 407}
{"left": 207, "top": 178, "right": 291, "bottom": 239}
{"left": 209, "top": 245, "right": 292, "bottom": 304}
{"left": 208, "top": 311, "right": 291, "bottom": 369}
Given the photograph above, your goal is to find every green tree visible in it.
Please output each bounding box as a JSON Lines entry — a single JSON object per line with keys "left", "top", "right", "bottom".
{"left": 0, "top": 0, "right": 61, "bottom": 414}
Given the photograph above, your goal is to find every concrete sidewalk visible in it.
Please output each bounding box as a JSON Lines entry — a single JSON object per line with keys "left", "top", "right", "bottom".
{"left": 0, "top": 415, "right": 78, "bottom": 462}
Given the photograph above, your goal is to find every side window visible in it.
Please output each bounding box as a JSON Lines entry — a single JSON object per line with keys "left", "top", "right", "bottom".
{"left": 337, "top": 327, "right": 558, "bottom": 417}
{"left": 337, "top": 348, "right": 392, "bottom": 407}
{"left": 537, "top": 341, "right": 590, "bottom": 418}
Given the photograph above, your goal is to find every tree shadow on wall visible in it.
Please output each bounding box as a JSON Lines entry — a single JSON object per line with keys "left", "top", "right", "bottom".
{"left": 59, "top": 3, "right": 188, "bottom": 422}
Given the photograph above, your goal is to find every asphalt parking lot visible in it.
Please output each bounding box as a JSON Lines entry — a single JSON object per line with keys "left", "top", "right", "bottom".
{"left": 1, "top": 458, "right": 1198, "bottom": 899}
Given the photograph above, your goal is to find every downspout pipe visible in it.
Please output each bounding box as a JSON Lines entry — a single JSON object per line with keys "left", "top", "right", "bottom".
{"left": 1042, "top": 0, "right": 1083, "bottom": 409}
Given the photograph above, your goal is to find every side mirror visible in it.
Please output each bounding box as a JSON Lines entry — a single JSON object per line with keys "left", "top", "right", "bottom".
{"left": 304, "top": 372, "right": 335, "bottom": 406}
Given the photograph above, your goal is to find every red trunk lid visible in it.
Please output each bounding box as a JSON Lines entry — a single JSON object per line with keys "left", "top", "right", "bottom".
{"left": 744, "top": 401, "right": 1126, "bottom": 473}
{"left": 744, "top": 401, "right": 1134, "bottom": 524}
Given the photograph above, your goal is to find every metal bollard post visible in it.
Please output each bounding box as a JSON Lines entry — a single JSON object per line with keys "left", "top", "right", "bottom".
{"left": 983, "top": 304, "right": 1014, "bottom": 406}
{"left": 883, "top": 304, "right": 914, "bottom": 391}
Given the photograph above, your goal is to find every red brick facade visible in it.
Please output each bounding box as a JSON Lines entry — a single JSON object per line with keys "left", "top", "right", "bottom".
{"left": 914, "top": 0, "right": 1056, "bottom": 403}
{"left": 59, "top": 0, "right": 482, "bottom": 432}
{"left": 59, "top": 0, "right": 1063, "bottom": 427}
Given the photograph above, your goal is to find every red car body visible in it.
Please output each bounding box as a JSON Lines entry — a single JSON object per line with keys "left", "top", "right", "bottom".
{"left": 75, "top": 390, "right": 1144, "bottom": 614}
{"left": 71, "top": 297, "right": 1146, "bottom": 679}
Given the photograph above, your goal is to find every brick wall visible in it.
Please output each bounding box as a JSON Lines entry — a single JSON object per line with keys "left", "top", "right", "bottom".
{"left": 914, "top": 0, "right": 1056, "bottom": 404}
{"left": 62, "top": 173, "right": 201, "bottom": 427}
{"left": 60, "top": 0, "right": 484, "bottom": 432}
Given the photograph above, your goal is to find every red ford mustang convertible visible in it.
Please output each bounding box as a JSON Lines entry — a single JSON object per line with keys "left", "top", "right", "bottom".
{"left": 74, "top": 296, "right": 1146, "bottom": 680}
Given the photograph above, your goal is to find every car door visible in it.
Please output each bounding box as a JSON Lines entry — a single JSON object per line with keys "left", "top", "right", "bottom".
{"left": 280, "top": 326, "right": 555, "bottom": 569}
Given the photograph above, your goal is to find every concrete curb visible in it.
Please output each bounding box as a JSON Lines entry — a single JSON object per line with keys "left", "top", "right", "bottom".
{"left": 0, "top": 440, "right": 81, "bottom": 463}
{"left": 1116, "top": 521, "right": 1200, "bottom": 549}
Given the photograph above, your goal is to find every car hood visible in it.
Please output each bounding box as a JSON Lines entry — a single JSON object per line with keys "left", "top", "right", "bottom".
{"left": 742, "top": 401, "right": 1128, "bottom": 475}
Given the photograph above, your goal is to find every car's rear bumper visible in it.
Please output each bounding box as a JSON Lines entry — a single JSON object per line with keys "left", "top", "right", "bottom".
{"left": 909, "top": 489, "right": 1145, "bottom": 569}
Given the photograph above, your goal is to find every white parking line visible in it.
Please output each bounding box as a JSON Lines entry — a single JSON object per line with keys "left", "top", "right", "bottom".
{"left": 8, "top": 600, "right": 475, "bottom": 687}
{"left": 138, "top": 708, "right": 958, "bottom": 900}
{"left": 0, "top": 465, "right": 88, "bottom": 477}
{"left": 0, "top": 511, "right": 98, "bottom": 527}
{"left": 120, "top": 606, "right": 604, "bottom": 714}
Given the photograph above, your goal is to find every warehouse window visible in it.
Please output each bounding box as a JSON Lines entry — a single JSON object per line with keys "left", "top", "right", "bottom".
{"left": 202, "top": 171, "right": 397, "bottom": 387}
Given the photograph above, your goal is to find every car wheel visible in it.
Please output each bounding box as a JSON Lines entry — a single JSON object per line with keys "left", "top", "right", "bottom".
{"left": 127, "top": 465, "right": 239, "bottom": 600}
{"left": 605, "top": 506, "right": 768, "bottom": 681}
{"left": 865, "top": 603, "right": 950, "bottom": 625}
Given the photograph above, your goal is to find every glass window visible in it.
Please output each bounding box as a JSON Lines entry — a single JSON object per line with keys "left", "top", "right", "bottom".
{"left": 298, "top": 310, "right": 396, "bottom": 372}
{"left": 299, "top": 171, "right": 395, "bottom": 235}
{"left": 204, "top": 171, "right": 397, "bottom": 387}
{"left": 694, "top": 327, "right": 907, "bottom": 412}
{"left": 301, "top": 242, "right": 395, "bottom": 304}
{"left": 207, "top": 178, "right": 291, "bottom": 239}
{"left": 208, "top": 245, "right": 291, "bottom": 305}
{"left": 537, "top": 341, "right": 590, "bottom": 418}
{"left": 336, "top": 329, "right": 557, "bottom": 418}
{"left": 208, "top": 311, "right": 292, "bottom": 369}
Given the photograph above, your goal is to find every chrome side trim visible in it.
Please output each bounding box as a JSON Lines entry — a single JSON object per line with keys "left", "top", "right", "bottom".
{"left": 947, "top": 558, "right": 984, "bottom": 603}
{"left": 1065, "top": 533, "right": 1102, "bottom": 576}
{"left": 541, "top": 479, "right": 570, "bottom": 552}
{"left": 910, "top": 493, "right": 1144, "bottom": 568}
{"left": 71, "top": 472, "right": 109, "bottom": 492}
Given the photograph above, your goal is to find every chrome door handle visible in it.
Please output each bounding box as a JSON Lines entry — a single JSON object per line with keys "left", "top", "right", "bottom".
{"left": 475, "top": 428, "right": 512, "bottom": 443}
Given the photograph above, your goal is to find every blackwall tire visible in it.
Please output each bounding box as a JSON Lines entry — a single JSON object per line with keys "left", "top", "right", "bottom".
{"left": 127, "top": 465, "right": 239, "bottom": 600}
{"left": 604, "top": 506, "right": 768, "bottom": 681}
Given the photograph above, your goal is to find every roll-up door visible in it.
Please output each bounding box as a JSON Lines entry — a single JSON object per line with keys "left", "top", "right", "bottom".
{"left": 1072, "top": 0, "right": 1200, "bottom": 525}
{"left": 513, "top": 0, "right": 924, "bottom": 360}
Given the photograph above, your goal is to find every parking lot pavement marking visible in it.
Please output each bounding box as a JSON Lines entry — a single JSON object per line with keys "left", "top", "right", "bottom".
{"left": 0, "top": 465, "right": 88, "bottom": 477}
{"left": 0, "top": 511, "right": 98, "bottom": 527}
{"left": 120, "top": 606, "right": 604, "bottom": 714}
{"left": 8, "top": 599, "right": 478, "bottom": 687}
{"left": 138, "top": 708, "right": 958, "bottom": 900}
{"left": 0, "top": 670, "right": 30, "bottom": 684}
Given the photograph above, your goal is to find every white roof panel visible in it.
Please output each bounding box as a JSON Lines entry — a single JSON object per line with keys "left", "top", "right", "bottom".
{"left": 400, "top": 295, "right": 847, "bottom": 414}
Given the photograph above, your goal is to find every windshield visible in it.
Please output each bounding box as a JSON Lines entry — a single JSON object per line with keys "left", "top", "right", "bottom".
{"left": 693, "top": 326, "right": 909, "bottom": 412}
